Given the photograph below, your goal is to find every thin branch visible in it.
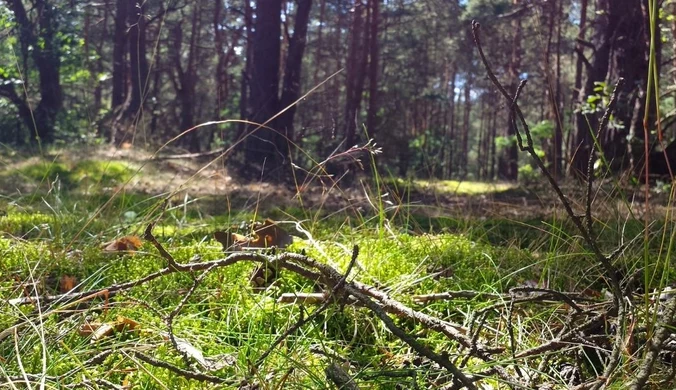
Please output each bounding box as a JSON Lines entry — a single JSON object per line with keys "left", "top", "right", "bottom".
{"left": 629, "top": 296, "right": 676, "bottom": 389}
{"left": 471, "top": 19, "right": 623, "bottom": 317}
{"left": 133, "top": 351, "right": 233, "bottom": 384}
{"left": 255, "top": 245, "right": 360, "bottom": 366}
{"left": 585, "top": 80, "right": 625, "bottom": 237}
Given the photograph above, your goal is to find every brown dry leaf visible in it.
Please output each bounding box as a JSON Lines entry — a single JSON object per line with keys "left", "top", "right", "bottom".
{"left": 213, "top": 230, "right": 233, "bottom": 251}
{"left": 90, "top": 323, "right": 115, "bottom": 342}
{"left": 78, "top": 322, "right": 101, "bottom": 337}
{"left": 114, "top": 316, "right": 139, "bottom": 332}
{"left": 215, "top": 219, "right": 291, "bottom": 251}
{"left": 80, "top": 316, "right": 140, "bottom": 343}
{"left": 249, "top": 219, "right": 292, "bottom": 248}
{"left": 103, "top": 235, "right": 142, "bottom": 253}
{"left": 232, "top": 233, "right": 252, "bottom": 247}
{"left": 214, "top": 231, "right": 252, "bottom": 251}
{"left": 59, "top": 275, "right": 78, "bottom": 293}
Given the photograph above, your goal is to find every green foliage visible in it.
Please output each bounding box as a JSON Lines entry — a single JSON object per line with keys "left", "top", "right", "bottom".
{"left": 577, "top": 82, "right": 624, "bottom": 132}
{"left": 463, "top": 0, "right": 512, "bottom": 20}
{"left": 14, "top": 159, "right": 134, "bottom": 191}
{"left": 531, "top": 120, "right": 555, "bottom": 139}
{"left": 495, "top": 135, "right": 517, "bottom": 150}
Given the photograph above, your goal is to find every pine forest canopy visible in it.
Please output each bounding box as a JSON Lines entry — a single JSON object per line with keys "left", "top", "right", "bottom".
{"left": 0, "top": 0, "right": 674, "bottom": 182}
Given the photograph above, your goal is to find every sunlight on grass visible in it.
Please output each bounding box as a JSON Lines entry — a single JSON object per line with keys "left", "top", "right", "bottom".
{"left": 389, "top": 178, "right": 515, "bottom": 195}
{"left": 416, "top": 179, "right": 515, "bottom": 195}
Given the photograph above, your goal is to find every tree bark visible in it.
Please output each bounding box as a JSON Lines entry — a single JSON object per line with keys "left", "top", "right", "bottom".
{"left": 365, "top": 0, "right": 380, "bottom": 137}
{"left": 125, "top": 0, "right": 149, "bottom": 120}
{"left": 245, "top": 0, "right": 284, "bottom": 178}
{"left": 278, "top": 0, "right": 313, "bottom": 145}
{"left": 498, "top": 2, "right": 522, "bottom": 181}
{"left": 343, "top": 1, "right": 367, "bottom": 149}
{"left": 238, "top": 0, "right": 253, "bottom": 137}
{"left": 4, "top": 0, "right": 64, "bottom": 144}
{"left": 112, "top": 0, "right": 128, "bottom": 109}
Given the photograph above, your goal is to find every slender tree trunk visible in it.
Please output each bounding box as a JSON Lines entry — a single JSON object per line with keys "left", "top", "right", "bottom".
{"left": 573, "top": 0, "right": 647, "bottom": 176}
{"left": 461, "top": 68, "right": 472, "bottom": 179}
{"left": 343, "top": 0, "right": 366, "bottom": 148}
{"left": 214, "top": 0, "right": 225, "bottom": 119}
{"left": 553, "top": 0, "right": 563, "bottom": 177}
{"left": 173, "top": 1, "right": 202, "bottom": 152}
{"left": 312, "top": 0, "right": 326, "bottom": 86}
{"left": 573, "top": 0, "right": 613, "bottom": 177}
{"left": 112, "top": 0, "right": 128, "bottom": 109}
{"left": 238, "top": 0, "right": 253, "bottom": 137}
{"left": 5, "top": 0, "right": 63, "bottom": 144}
{"left": 489, "top": 98, "right": 498, "bottom": 180}
{"left": 365, "top": 0, "right": 380, "bottom": 137}
{"left": 498, "top": 3, "right": 522, "bottom": 181}
{"left": 571, "top": 0, "right": 588, "bottom": 167}
{"left": 477, "top": 95, "right": 485, "bottom": 179}
{"left": 125, "top": 0, "right": 149, "bottom": 119}
{"left": 246, "top": 0, "right": 284, "bottom": 177}
{"left": 93, "top": 2, "right": 109, "bottom": 117}
{"left": 447, "top": 64, "right": 457, "bottom": 178}
{"left": 278, "top": 0, "right": 313, "bottom": 145}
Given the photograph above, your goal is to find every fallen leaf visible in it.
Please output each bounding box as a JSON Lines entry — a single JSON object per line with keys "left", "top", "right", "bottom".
{"left": 215, "top": 220, "right": 291, "bottom": 251}
{"left": 79, "top": 316, "right": 140, "bottom": 343}
{"left": 103, "top": 235, "right": 142, "bottom": 253}
{"left": 250, "top": 263, "right": 278, "bottom": 289}
{"left": 249, "top": 219, "right": 292, "bottom": 248}
{"left": 59, "top": 275, "right": 78, "bottom": 293}
{"left": 161, "top": 333, "right": 236, "bottom": 371}
{"left": 214, "top": 231, "right": 252, "bottom": 251}
{"left": 90, "top": 323, "right": 115, "bottom": 342}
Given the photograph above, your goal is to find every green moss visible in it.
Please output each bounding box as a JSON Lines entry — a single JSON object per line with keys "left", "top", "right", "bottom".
{"left": 72, "top": 160, "right": 135, "bottom": 187}
{"left": 386, "top": 178, "right": 515, "bottom": 195}
{"left": 20, "top": 161, "right": 74, "bottom": 187}
{"left": 10, "top": 159, "right": 135, "bottom": 192}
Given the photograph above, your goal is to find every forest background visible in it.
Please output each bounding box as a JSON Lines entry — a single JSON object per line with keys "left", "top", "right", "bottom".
{"left": 1, "top": 0, "right": 674, "bottom": 182}
{"left": 1, "top": 1, "right": 676, "bottom": 389}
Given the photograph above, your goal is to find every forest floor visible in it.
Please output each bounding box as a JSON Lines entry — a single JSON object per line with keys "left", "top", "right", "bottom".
{"left": 1, "top": 145, "right": 664, "bottom": 221}
{"left": 0, "top": 146, "right": 674, "bottom": 389}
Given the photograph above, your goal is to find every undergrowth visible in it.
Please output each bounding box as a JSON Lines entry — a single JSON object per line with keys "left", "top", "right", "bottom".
{"left": 0, "top": 149, "right": 674, "bottom": 389}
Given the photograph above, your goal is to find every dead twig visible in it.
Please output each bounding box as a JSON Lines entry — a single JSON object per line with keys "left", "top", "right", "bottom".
{"left": 133, "top": 351, "right": 234, "bottom": 384}
{"left": 254, "top": 245, "right": 360, "bottom": 366}
{"left": 629, "top": 296, "right": 676, "bottom": 389}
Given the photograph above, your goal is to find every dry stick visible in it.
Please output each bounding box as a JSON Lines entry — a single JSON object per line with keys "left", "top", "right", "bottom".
{"left": 325, "top": 362, "right": 360, "bottom": 390}
{"left": 629, "top": 296, "right": 676, "bottom": 389}
{"left": 145, "top": 222, "right": 182, "bottom": 271}
{"left": 514, "top": 313, "right": 606, "bottom": 359}
{"left": 585, "top": 80, "right": 625, "bottom": 237}
{"left": 509, "top": 287, "right": 586, "bottom": 314}
{"left": 471, "top": 21, "right": 622, "bottom": 304}
{"left": 472, "top": 20, "right": 628, "bottom": 385}
{"left": 278, "top": 255, "right": 480, "bottom": 388}
{"left": 133, "top": 351, "right": 232, "bottom": 384}
{"left": 254, "top": 245, "right": 360, "bottom": 367}
{"left": 412, "top": 291, "right": 506, "bottom": 303}
{"left": 346, "top": 286, "right": 478, "bottom": 390}
{"left": 165, "top": 263, "right": 219, "bottom": 368}
{"left": 459, "top": 311, "right": 490, "bottom": 368}
{"left": 7, "top": 253, "right": 324, "bottom": 310}
{"left": 506, "top": 297, "right": 524, "bottom": 379}
{"left": 284, "top": 254, "right": 518, "bottom": 387}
